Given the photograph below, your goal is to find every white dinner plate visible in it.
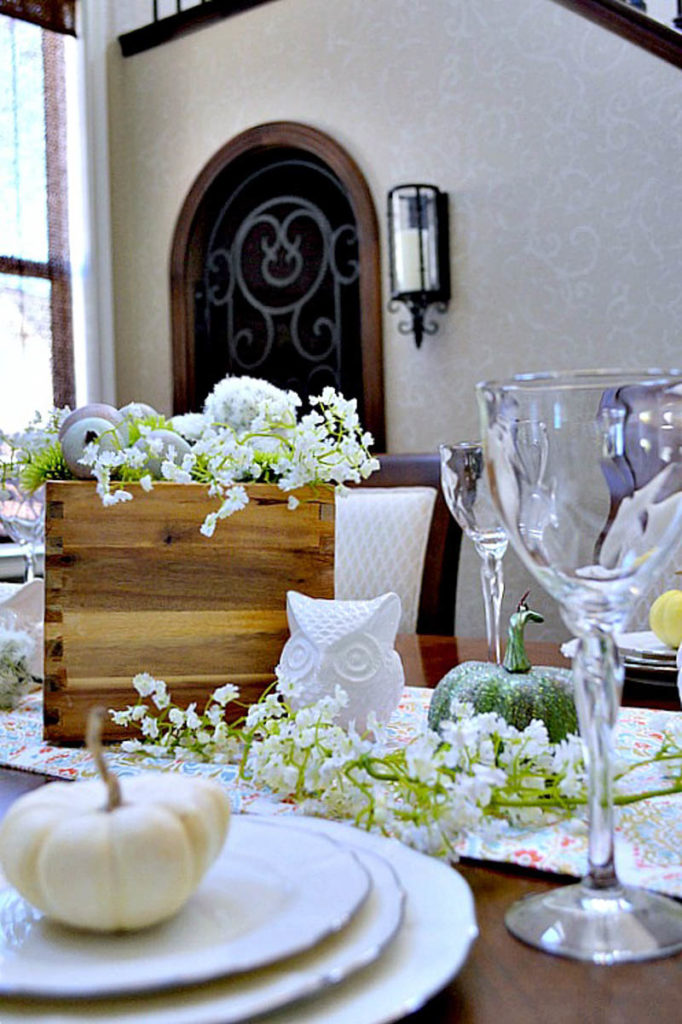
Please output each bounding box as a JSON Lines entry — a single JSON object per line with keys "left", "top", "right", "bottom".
{"left": 563, "top": 630, "right": 678, "bottom": 679}
{"left": 0, "top": 815, "right": 478, "bottom": 1024}
{"left": 0, "top": 817, "right": 370, "bottom": 998}
{"left": 617, "top": 630, "right": 677, "bottom": 666}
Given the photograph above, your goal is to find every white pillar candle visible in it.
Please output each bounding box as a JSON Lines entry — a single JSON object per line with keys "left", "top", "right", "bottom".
{"left": 395, "top": 227, "right": 428, "bottom": 292}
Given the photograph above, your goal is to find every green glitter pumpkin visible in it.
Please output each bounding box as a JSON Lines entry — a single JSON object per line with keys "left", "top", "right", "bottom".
{"left": 428, "top": 598, "right": 578, "bottom": 743}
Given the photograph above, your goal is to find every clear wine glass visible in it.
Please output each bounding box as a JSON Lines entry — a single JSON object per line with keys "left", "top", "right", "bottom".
{"left": 0, "top": 477, "right": 45, "bottom": 582}
{"left": 440, "top": 441, "right": 508, "bottom": 662}
{"left": 477, "top": 368, "right": 682, "bottom": 963}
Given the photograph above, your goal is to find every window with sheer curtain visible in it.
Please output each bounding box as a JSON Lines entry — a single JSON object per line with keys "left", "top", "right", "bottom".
{"left": 0, "top": 0, "right": 77, "bottom": 432}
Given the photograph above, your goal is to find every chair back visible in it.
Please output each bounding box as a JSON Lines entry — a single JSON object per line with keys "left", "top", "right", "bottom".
{"left": 337, "top": 453, "right": 462, "bottom": 635}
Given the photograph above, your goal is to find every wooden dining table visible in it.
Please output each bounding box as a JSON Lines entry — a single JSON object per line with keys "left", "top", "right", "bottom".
{"left": 0, "top": 635, "right": 680, "bottom": 1023}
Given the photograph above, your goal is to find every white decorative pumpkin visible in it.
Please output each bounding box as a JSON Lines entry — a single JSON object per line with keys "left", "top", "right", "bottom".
{"left": 278, "top": 590, "right": 405, "bottom": 731}
{"left": 0, "top": 771, "right": 231, "bottom": 932}
{"left": 60, "top": 416, "right": 124, "bottom": 479}
{"left": 58, "top": 403, "right": 123, "bottom": 441}
{"left": 134, "top": 428, "right": 193, "bottom": 478}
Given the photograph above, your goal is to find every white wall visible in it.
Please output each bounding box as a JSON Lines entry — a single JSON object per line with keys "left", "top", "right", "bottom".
{"left": 105, "top": 0, "right": 682, "bottom": 642}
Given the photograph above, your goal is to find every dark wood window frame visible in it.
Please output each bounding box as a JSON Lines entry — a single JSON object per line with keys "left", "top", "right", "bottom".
{"left": 0, "top": 15, "right": 75, "bottom": 408}
{"left": 170, "top": 121, "right": 386, "bottom": 450}
{"left": 0, "top": 0, "right": 75, "bottom": 37}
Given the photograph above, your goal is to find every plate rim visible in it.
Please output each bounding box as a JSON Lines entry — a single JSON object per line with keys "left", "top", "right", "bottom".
{"left": 617, "top": 629, "right": 677, "bottom": 663}
{"left": 0, "top": 817, "right": 371, "bottom": 998}
{"left": 0, "top": 814, "right": 478, "bottom": 1024}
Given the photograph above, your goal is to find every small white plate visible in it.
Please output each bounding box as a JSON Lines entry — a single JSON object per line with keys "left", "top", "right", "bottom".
{"left": 0, "top": 817, "right": 370, "bottom": 998}
{"left": 0, "top": 815, "right": 477, "bottom": 1024}
{"left": 563, "top": 630, "right": 677, "bottom": 676}
{"left": 617, "top": 630, "right": 677, "bottom": 666}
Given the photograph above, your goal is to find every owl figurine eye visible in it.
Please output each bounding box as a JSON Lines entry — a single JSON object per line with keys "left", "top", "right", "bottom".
{"left": 278, "top": 591, "right": 405, "bottom": 731}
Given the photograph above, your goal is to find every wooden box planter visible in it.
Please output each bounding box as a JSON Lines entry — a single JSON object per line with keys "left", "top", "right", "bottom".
{"left": 43, "top": 481, "right": 335, "bottom": 744}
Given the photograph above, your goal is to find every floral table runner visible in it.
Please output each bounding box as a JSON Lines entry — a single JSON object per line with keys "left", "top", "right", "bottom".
{"left": 1, "top": 688, "right": 680, "bottom": 898}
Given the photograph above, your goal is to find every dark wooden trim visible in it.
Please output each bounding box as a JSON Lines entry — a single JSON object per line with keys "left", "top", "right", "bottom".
{"left": 0, "top": 0, "right": 76, "bottom": 37}
{"left": 0, "top": 255, "right": 50, "bottom": 279}
{"left": 553, "top": 0, "right": 682, "bottom": 69}
{"left": 118, "top": 0, "right": 282, "bottom": 57}
{"left": 43, "top": 30, "right": 75, "bottom": 409}
{"left": 120, "top": 2, "right": 682, "bottom": 68}
{"left": 170, "top": 121, "right": 386, "bottom": 450}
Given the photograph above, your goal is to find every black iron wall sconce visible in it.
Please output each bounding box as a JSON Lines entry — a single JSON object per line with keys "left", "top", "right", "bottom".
{"left": 387, "top": 184, "right": 450, "bottom": 348}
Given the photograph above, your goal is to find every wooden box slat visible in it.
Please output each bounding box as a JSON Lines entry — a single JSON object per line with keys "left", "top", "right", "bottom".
{"left": 43, "top": 481, "right": 335, "bottom": 744}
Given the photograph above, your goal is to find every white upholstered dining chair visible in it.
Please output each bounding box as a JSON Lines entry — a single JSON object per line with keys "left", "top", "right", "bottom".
{"left": 334, "top": 453, "right": 462, "bottom": 635}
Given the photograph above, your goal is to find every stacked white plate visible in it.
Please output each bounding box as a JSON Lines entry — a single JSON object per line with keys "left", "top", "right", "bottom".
{"left": 563, "top": 631, "right": 678, "bottom": 686}
{"left": 617, "top": 630, "right": 678, "bottom": 684}
{"left": 0, "top": 814, "right": 477, "bottom": 1024}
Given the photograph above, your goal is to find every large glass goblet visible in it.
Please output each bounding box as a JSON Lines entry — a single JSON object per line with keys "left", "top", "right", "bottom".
{"left": 477, "top": 369, "right": 682, "bottom": 963}
{"left": 440, "top": 442, "right": 508, "bottom": 662}
{"left": 0, "top": 478, "right": 45, "bottom": 582}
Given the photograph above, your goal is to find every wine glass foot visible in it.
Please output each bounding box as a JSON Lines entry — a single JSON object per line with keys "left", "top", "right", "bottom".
{"left": 505, "top": 882, "right": 682, "bottom": 963}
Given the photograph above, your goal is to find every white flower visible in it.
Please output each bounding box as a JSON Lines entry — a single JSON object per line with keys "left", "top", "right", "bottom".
{"left": 161, "top": 459, "right": 193, "bottom": 484}
{"left": 10, "top": 373, "right": 378, "bottom": 537}
{"left": 141, "top": 715, "right": 160, "bottom": 739}
{"left": 120, "top": 738, "right": 143, "bottom": 753}
{"left": 170, "top": 412, "right": 209, "bottom": 440}
{"left": 101, "top": 488, "right": 132, "bottom": 507}
{"left": 185, "top": 703, "right": 201, "bottom": 730}
{"left": 405, "top": 733, "right": 441, "bottom": 784}
{"left": 206, "top": 705, "right": 223, "bottom": 726}
{"left": 203, "top": 375, "right": 299, "bottom": 435}
{"left": 151, "top": 680, "right": 170, "bottom": 710}
{"left": 133, "top": 672, "right": 158, "bottom": 698}
{"left": 107, "top": 640, "right": 627, "bottom": 864}
{"left": 212, "top": 683, "right": 240, "bottom": 706}
{"left": 200, "top": 512, "right": 218, "bottom": 538}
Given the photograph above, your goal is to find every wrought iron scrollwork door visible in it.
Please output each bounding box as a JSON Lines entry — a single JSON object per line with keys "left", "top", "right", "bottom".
{"left": 194, "top": 156, "right": 362, "bottom": 411}
{"left": 171, "top": 122, "right": 385, "bottom": 449}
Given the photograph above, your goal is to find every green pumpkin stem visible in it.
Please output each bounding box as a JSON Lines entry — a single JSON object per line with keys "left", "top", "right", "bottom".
{"left": 86, "top": 707, "right": 122, "bottom": 812}
{"left": 503, "top": 594, "right": 544, "bottom": 674}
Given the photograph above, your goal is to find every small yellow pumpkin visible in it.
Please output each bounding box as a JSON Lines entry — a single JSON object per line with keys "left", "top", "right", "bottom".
{"left": 649, "top": 589, "right": 682, "bottom": 649}
{"left": 0, "top": 711, "right": 230, "bottom": 932}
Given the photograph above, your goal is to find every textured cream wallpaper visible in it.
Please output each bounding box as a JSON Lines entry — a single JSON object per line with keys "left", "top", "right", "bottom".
{"left": 107, "top": 0, "right": 682, "bottom": 642}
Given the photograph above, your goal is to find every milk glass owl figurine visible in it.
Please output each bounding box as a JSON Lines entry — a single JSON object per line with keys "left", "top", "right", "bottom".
{"left": 278, "top": 591, "right": 405, "bottom": 731}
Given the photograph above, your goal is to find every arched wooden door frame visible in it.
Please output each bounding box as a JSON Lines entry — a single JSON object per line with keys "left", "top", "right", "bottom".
{"left": 170, "top": 121, "right": 385, "bottom": 449}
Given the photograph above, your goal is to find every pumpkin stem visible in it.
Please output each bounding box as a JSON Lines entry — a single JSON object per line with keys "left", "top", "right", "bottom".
{"left": 503, "top": 595, "right": 544, "bottom": 674}
{"left": 86, "top": 707, "right": 122, "bottom": 812}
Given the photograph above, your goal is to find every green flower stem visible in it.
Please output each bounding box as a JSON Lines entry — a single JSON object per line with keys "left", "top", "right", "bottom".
{"left": 614, "top": 750, "right": 682, "bottom": 781}
{"left": 490, "top": 776, "right": 682, "bottom": 811}
{"left": 112, "top": 672, "right": 682, "bottom": 858}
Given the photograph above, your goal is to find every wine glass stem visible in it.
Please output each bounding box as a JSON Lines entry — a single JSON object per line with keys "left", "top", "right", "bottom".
{"left": 573, "top": 629, "right": 624, "bottom": 891}
{"left": 21, "top": 543, "right": 35, "bottom": 583}
{"left": 479, "top": 550, "right": 504, "bottom": 664}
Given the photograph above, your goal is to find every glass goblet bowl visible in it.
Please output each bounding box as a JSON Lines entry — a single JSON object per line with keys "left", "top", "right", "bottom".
{"left": 439, "top": 441, "right": 508, "bottom": 662}
{"left": 477, "top": 367, "right": 682, "bottom": 963}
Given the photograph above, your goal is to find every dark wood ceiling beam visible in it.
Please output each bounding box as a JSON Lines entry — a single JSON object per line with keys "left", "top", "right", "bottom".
{"left": 118, "top": 0, "right": 280, "bottom": 57}
{"left": 553, "top": 0, "right": 682, "bottom": 69}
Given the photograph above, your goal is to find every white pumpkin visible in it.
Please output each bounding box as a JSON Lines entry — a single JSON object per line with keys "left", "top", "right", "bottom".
{"left": 134, "top": 428, "right": 192, "bottom": 478}
{"left": 0, "top": 771, "right": 231, "bottom": 932}
{"left": 60, "top": 416, "right": 123, "bottom": 478}
{"left": 58, "top": 403, "right": 123, "bottom": 441}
